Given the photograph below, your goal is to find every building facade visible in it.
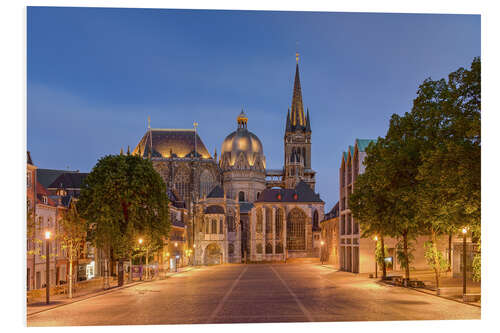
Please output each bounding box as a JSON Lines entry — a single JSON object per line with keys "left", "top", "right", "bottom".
{"left": 337, "top": 139, "right": 452, "bottom": 274}
{"left": 134, "top": 55, "right": 325, "bottom": 265}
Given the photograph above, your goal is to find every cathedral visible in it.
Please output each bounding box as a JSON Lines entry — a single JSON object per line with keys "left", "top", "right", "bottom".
{"left": 133, "top": 55, "right": 324, "bottom": 264}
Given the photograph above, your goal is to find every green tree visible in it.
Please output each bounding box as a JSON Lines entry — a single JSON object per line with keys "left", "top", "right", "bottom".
{"left": 58, "top": 200, "right": 87, "bottom": 298}
{"left": 350, "top": 140, "right": 392, "bottom": 278}
{"left": 413, "top": 58, "right": 481, "bottom": 285}
{"left": 78, "top": 153, "right": 170, "bottom": 286}
{"left": 424, "top": 240, "right": 449, "bottom": 294}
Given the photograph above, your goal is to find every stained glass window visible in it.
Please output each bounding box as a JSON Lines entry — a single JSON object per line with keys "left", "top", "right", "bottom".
{"left": 287, "top": 208, "right": 306, "bottom": 251}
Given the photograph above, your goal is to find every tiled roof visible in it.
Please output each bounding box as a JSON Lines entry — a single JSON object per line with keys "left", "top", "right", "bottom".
{"left": 207, "top": 185, "right": 224, "bottom": 198}
{"left": 204, "top": 205, "right": 225, "bottom": 214}
{"left": 48, "top": 172, "right": 88, "bottom": 189}
{"left": 133, "top": 129, "right": 212, "bottom": 159}
{"left": 255, "top": 181, "right": 323, "bottom": 203}
{"left": 323, "top": 201, "right": 339, "bottom": 221}
{"left": 36, "top": 181, "right": 56, "bottom": 206}
{"left": 239, "top": 202, "right": 254, "bottom": 213}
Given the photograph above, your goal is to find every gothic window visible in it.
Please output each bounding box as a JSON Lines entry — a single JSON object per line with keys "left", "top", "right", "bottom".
{"left": 313, "top": 210, "right": 319, "bottom": 230}
{"left": 238, "top": 191, "right": 245, "bottom": 202}
{"left": 200, "top": 169, "right": 215, "bottom": 197}
{"left": 227, "top": 216, "right": 235, "bottom": 232}
{"left": 265, "top": 242, "right": 273, "bottom": 254}
{"left": 256, "top": 208, "right": 263, "bottom": 233}
{"left": 211, "top": 219, "right": 217, "bottom": 234}
{"left": 256, "top": 243, "right": 263, "bottom": 254}
{"left": 265, "top": 208, "right": 272, "bottom": 234}
{"left": 219, "top": 219, "right": 223, "bottom": 234}
{"left": 302, "top": 147, "right": 306, "bottom": 165}
{"left": 287, "top": 208, "right": 307, "bottom": 251}
{"left": 228, "top": 243, "right": 234, "bottom": 255}
{"left": 174, "top": 167, "right": 190, "bottom": 203}
{"left": 275, "top": 242, "right": 283, "bottom": 254}
{"left": 205, "top": 219, "right": 209, "bottom": 234}
{"left": 257, "top": 192, "right": 261, "bottom": 199}
{"left": 275, "top": 208, "right": 283, "bottom": 238}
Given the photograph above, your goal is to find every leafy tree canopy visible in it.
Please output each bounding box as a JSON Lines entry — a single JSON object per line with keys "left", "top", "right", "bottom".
{"left": 78, "top": 154, "right": 170, "bottom": 260}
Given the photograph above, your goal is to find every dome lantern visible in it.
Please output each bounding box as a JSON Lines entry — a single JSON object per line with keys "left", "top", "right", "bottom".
{"left": 237, "top": 109, "right": 248, "bottom": 129}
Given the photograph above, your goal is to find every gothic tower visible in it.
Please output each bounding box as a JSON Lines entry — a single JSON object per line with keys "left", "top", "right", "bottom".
{"left": 283, "top": 53, "right": 316, "bottom": 190}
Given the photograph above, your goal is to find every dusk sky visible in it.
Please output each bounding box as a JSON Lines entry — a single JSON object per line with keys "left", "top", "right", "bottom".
{"left": 27, "top": 7, "right": 480, "bottom": 210}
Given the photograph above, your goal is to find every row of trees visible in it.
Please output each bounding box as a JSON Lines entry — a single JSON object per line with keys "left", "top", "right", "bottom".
{"left": 27, "top": 151, "right": 171, "bottom": 296}
{"left": 350, "top": 58, "right": 480, "bottom": 290}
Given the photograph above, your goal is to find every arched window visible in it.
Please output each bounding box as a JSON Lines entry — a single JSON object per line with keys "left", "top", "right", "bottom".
{"left": 211, "top": 219, "right": 217, "bottom": 234}
{"left": 219, "top": 219, "right": 223, "bottom": 234}
{"left": 275, "top": 242, "right": 283, "bottom": 254}
{"left": 275, "top": 208, "right": 283, "bottom": 238}
{"left": 256, "top": 243, "right": 263, "bottom": 254}
{"left": 228, "top": 243, "right": 234, "bottom": 255}
{"left": 265, "top": 242, "right": 273, "bottom": 254}
{"left": 302, "top": 147, "right": 306, "bottom": 165}
{"left": 174, "top": 167, "right": 190, "bottom": 202}
{"left": 256, "top": 208, "right": 263, "bottom": 233}
{"left": 205, "top": 219, "right": 209, "bottom": 234}
{"left": 200, "top": 169, "right": 214, "bottom": 197}
{"left": 265, "top": 208, "right": 272, "bottom": 234}
{"left": 287, "top": 208, "right": 307, "bottom": 251}
{"left": 257, "top": 192, "right": 261, "bottom": 199}
{"left": 238, "top": 191, "right": 245, "bottom": 202}
{"left": 313, "top": 210, "right": 319, "bottom": 231}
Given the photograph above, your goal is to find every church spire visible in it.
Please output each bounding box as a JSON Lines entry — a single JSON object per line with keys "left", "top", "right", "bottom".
{"left": 285, "top": 108, "right": 291, "bottom": 132}
{"left": 305, "top": 108, "right": 311, "bottom": 133}
{"left": 290, "top": 55, "right": 306, "bottom": 130}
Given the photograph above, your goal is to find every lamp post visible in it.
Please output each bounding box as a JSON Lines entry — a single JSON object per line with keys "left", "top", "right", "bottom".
{"left": 462, "top": 227, "right": 467, "bottom": 301}
{"left": 373, "top": 236, "right": 378, "bottom": 279}
{"left": 320, "top": 240, "right": 325, "bottom": 265}
{"left": 138, "top": 238, "right": 143, "bottom": 281}
{"left": 45, "top": 231, "right": 51, "bottom": 304}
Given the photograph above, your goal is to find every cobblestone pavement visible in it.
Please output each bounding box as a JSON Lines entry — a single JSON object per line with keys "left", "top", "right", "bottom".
{"left": 27, "top": 263, "right": 480, "bottom": 326}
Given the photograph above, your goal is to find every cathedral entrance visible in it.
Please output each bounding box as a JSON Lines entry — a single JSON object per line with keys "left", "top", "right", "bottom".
{"left": 287, "top": 208, "right": 307, "bottom": 251}
{"left": 204, "top": 243, "right": 222, "bottom": 265}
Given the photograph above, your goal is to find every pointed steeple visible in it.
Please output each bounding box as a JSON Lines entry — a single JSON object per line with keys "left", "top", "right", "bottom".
{"left": 285, "top": 109, "right": 291, "bottom": 132}
{"left": 305, "top": 108, "right": 311, "bottom": 133}
{"left": 120, "top": 147, "right": 124, "bottom": 155}
{"left": 290, "top": 56, "right": 306, "bottom": 130}
{"left": 127, "top": 145, "right": 130, "bottom": 155}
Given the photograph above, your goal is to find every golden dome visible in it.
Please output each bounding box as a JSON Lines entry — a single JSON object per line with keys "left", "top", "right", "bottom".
{"left": 220, "top": 112, "right": 265, "bottom": 170}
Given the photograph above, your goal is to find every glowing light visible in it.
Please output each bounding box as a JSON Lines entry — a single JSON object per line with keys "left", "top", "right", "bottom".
{"left": 462, "top": 227, "right": 467, "bottom": 234}
{"left": 138, "top": 238, "right": 143, "bottom": 244}
{"left": 374, "top": 236, "right": 378, "bottom": 241}
{"left": 175, "top": 242, "right": 178, "bottom": 247}
{"left": 45, "top": 231, "right": 51, "bottom": 240}
{"left": 320, "top": 241, "right": 324, "bottom": 246}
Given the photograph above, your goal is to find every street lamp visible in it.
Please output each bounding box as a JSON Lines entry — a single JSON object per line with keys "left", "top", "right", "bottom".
{"left": 373, "top": 236, "right": 378, "bottom": 279}
{"left": 45, "top": 231, "right": 51, "bottom": 304}
{"left": 138, "top": 238, "right": 144, "bottom": 280}
{"left": 320, "top": 240, "right": 325, "bottom": 265}
{"left": 462, "top": 227, "right": 468, "bottom": 301}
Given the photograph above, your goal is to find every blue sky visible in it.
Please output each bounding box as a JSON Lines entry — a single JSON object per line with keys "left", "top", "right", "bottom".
{"left": 27, "top": 7, "right": 480, "bottom": 210}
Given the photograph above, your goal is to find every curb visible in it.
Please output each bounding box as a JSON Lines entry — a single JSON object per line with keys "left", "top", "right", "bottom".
{"left": 379, "top": 280, "right": 481, "bottom": 308}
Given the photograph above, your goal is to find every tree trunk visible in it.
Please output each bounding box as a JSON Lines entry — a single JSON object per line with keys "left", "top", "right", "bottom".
{"left": 403, "top": 232, "right": 410, "bottom": 280}
{"left": 145, "top": 249, "right": 149, "bottom": 280}
{"left": 448, "top": 233, "right": 452, "bottom": 272}
{"left": 432, "top": 230, "right": 440, "bottom": 295}
{"left": 381, "top": 236, "right": 387, "bottom": 278}
{"left": 118, "top": 259, "right": 124, "bottom": 287}
{"left": 69, "top": 244, "right": 73, "bottom": 299}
